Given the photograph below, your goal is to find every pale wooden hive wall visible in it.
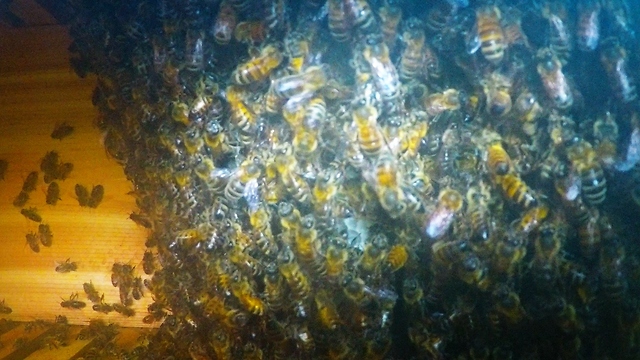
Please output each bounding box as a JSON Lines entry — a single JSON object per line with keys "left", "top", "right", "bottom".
{"left": 0, "top": 25, "right": 155, "bottom": 329}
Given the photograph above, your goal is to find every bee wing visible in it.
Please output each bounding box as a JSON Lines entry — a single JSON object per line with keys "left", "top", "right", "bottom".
{"left": 243, "top": 178, "right": 260, "bottom": 212}
{"left": 465, "top": 23, "right": 481, "bottom": 54}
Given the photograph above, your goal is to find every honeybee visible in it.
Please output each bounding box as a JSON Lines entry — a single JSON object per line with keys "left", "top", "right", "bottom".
{"left": 369, "top": 153, "right": 407, "bottom": 218}
{"left": 132, "top": 276, "right": 144, "bottom": 300}
{"left": 364, "top": 330, "right": 392, "bottom": 360}
{"left": 402, "top": 277, "right": 424, "bottom": 312}
{"left": 325, "top": 242, "right": 349, "bottom": 280}
{"left": 92, "top": 299, "right": 113, "bottom": 314}
{"left": 312, "top": 165, "right": 342, "bottom": 214}
{"left": 213, "top": 1, "right": 237, "bottom": 45}
{"left": 272, "top": 65, "right": 327, "bottom": 104}
{"left": 21, "top": 207, "right": 42, "bottom": 223}
{"left": 88, "top": 184, "right": 104, "bottom": 208}
{"left": 13, "top": 191, "right": 29, "bottom": 208}
{"left": 55, "top": 258, "right": 77, "bottom": 273}
{"left": 234, "top": 21, "right": 266, "bottom": 45}
{"left": 225, "top": 157, "right": 263, "bottom": 203}
{"left": 536, "top": 48, "right": 573, "bottom": 109}
{"left": 425, "top": 0, "right": 458, "bottom": 33}
{"left": 565, "top": 138, "right": 606, "bottom": 206}
{"left": 22, "top": 171, "right": 38, "bottom": 193}
{"left": 284, "top": 31, "right": 310, "bottom": 74}
{"left": 362, "top": 34, "right": 402, "bottom": 115}
{"left": 292, "top": 128, "right": 319, "bottom": 163}
{"left": 75, "top": 184, "right": 90, "bottom": 207}
{"left": 0, "top": 299, "right": 12, "bottom": 314}
{"left": 351, "top": 102, "right": 387, "bottom": 158}
{"left": 359, "top": 233, "right": 389, "bottom": 275}
{"left": 171, "top": 227, "right": 207, "bottom": 251}
{"left": 315, "top": 289, "right": 341, "bottom": 330}
{"left": 328, "top": 0, "right": 350, "bottom": 42}
{"left": 542, "top": 4, "right": 572, "bottom": 62}
{"left": 592, "top": 114, "right": 618, "bottom": 169}
{"left": 514, "top": 90, "right": 545, "bottom": 136}
{"left": 44, "top": 181, "right": 61, "bottom": 205}
{"left": 534, "top": 215, "right": 566, "bottom": 265}
{"left": 491, "top": 285, "right": 526, "bottom": 324}
{"left": 130, "top": 212, "right": 152, "bottom": 229}
{"left": 112, "top": 303, "right": 135, "bottom": 317}
{"left": 496, "top": 173, "right": 539, "bottom": 209}
{"left": 81, "top": 282, "right": 101, "bottom": 305}
{"left": 182, "top": 125, "right": 204, "bottom": 155}
{"left": 295, "top": 215, "right": 325, "bottom": 276}
{"left": 342, "top": 274, "right": 371, "bottom": 306}
{"left": 379, "top": 0, "right": 402, "bottom": 49}
{"left": 386, "top": 243, "right": 409, "bottom": 272}
{"left": 263, "top": 262, "right": 286, "bottom": 311}
{"left": 577, "top": 0, "right": 601, "bottom": 51}
{"left": 38, "top": 223, "right": 53, "bottom": 247}
{"left": 55, "top": 162, "right": 73, "bottom": 181}
{"left": 481, "top": 70, "right": 512, "bottom": 117}
{"left": 345, "top": 0, "right": 377, "bottom": 35}
{"left": 231, "top": 44, "right": 283, "bottom": 85}
{"left": 229, "top": 273, "right": 265, "bottom": 316}
{"left": 465, "top": 182, "right": 492, "bottom": 242}
{"left": 493, "top": 237, "right": 526, "bottom": 276}
{"left": 399, "top": 18, "right": 426, "bottom": 83}
{"left": 273, "top": 145, "right": 312, "bottom": 204}
{"left": 50, "top": 122, "right": 74, "bottom": 141}
{"left": 278, "top": 246, "right": 311, "bottom": 300}
{"left": 111, "top": 262, "right": 135, "bottom": 288}
{"left": 203, "top": 120, "right": 232, "bottom": 156}
{"left": 278, "top": 201, "right": 301, "bottom": 234}
{"left": 600, "top": 38, "right": 637, "bottom": 104}
{"left": 143, "top": 302, "right": 167, "bottom": 324}
{"left": 210, "top": 327, "right": 233, "bottom": 360}
{"left": 424, "top": 188, "right": 463, "bottom": 240}
{"left": 423, "top": 89, "right": 461, "bottom": 117}
{"left": 26, "top": 232, "right": 39, "bottom": 252}
{"left": 226, "top": 87, "right": 258, "bottom": 146}
{"left": 511, "top": 204, "right": 549, "bottom": 236}
{"left": 469, "top": 6, "right": 506, "bottom": 64}
{"left": 60, "top": 293, "right": 86, "bottom": 309}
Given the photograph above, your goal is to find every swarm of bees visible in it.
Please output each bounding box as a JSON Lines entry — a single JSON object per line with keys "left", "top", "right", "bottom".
{"left": 66, "top": 0, "right": 640, "bottom": 358}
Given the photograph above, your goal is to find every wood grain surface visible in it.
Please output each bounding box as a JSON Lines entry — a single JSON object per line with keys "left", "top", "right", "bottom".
{"left": 0, "top": 25, "right": 155, "bottom": 328}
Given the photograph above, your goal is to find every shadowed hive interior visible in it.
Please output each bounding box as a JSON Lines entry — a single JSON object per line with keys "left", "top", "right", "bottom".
{"left": 4, "top": 0, "right": 640, "bottom": 359}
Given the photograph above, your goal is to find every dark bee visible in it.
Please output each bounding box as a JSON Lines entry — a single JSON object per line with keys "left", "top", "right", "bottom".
{"left": 83, "top": 281, "right": 102, "bottom": 303}
{"left": 0, "top": 299, "right": 12, "bottom": 314}
{"left": 55, "top": 258, "right": 77, "bottom": 273}
{"left": 88, "top": 185, "right": 104, "bottom": 208}
{"left": 21, "top": 207, "right": 42, "bottom": 222}
{"left": 26, "top": 232, "right": 40, "bottom": 252}
{"left": 132, "top": 276, "right": 144, "bottom": 300}
{"left": 38, "top": 223, "right": 53, "bottom": 247}
{"left": 92, "top": 300, "right": 113, "bottom": 314}
{"left": 130, "top": 212, "right": 152, "bottom": 228}
{"left": 13, "top": 191, "right": 29, "bottom": 208}
{"left": 112, "top": 303, "right": 135, "bottom": 317}
{"left": 0, "top": 159, "right": 7, "bottom": 180}
{"left": 75, "top": 184, "right": 90, "bottom": 207}
{"left": 40, "top": 151, "right": 59, "bottom": 178}
{"left": 22, "top": 171, "right": 38, "bottom": 193}
{"left": 46, "top": 182, "right": 61, "bottom": 205}
{"left": 142, "top": 250, "right": 156, "bottom": 275}
{"left": 55, "top": 162, "right": 74, "bottom": 181}
{"left": 50, "top": 122, "right": 74, "bottom": 140}
{"left": 60, "top": 293, "right": 86, "bottom": 309}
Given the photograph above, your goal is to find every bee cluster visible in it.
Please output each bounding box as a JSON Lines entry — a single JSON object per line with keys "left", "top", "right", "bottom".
{"left": 66, "top": 0, "right": 640, "bottom": 358}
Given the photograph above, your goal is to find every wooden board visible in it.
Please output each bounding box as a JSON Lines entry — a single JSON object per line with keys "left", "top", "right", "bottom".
{"left": 0, "top": 25, "right": 154, "bottom": 327}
